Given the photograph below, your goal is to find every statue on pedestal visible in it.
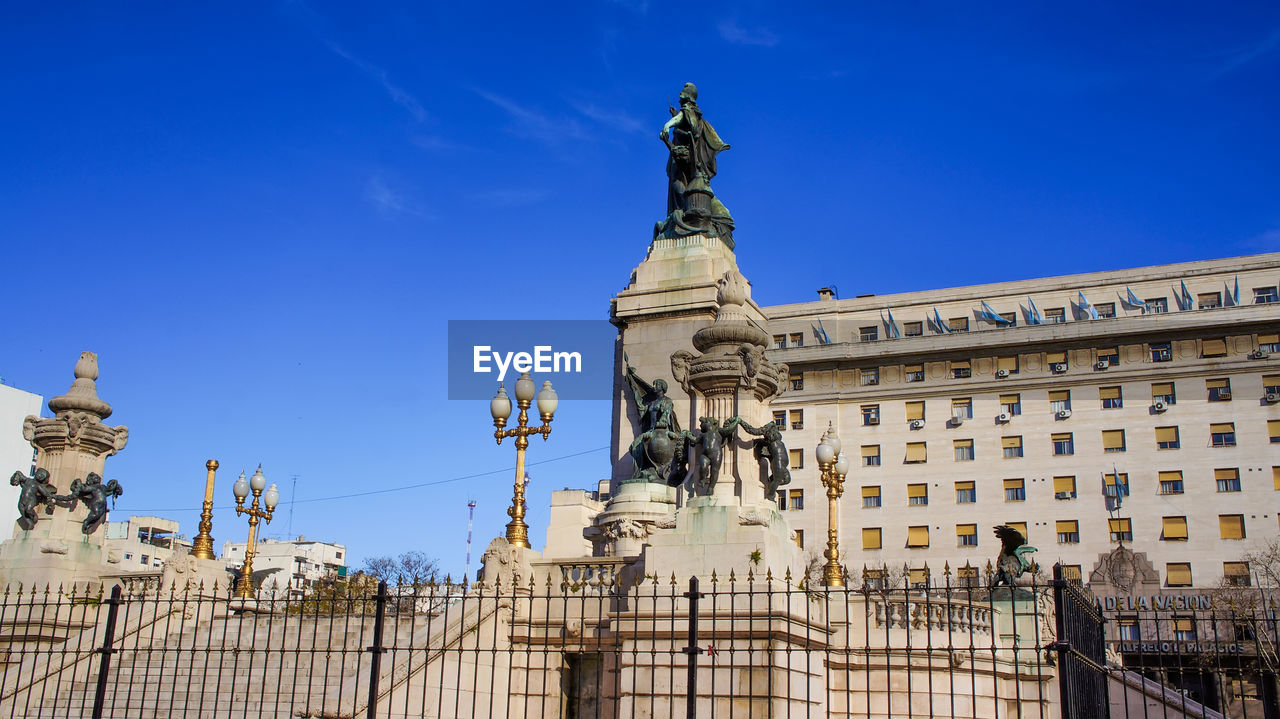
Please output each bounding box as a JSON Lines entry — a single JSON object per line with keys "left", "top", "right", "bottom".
{"left": 656, "top": 83, "right": 735, "bottom": 247}
{"left": 623, "top": 356, "right": 683, "bottom": 484}
{"left": 991, "top": 525, "right": 1038, "bottom": 588}
{"left": 685, "top": 416, "right": 742, "bottom": 496}
{"left": 10, "top": 469, "right": 58, "bottom": 530}
{"left": 739, "top": 420, "right": 791, "bottom": 501}
{"left": 63, "top": 473, "right": 123, "bottom": 535}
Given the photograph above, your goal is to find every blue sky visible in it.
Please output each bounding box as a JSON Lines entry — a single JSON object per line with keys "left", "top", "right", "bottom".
{"left": 2, "top": 2, "right": 1278, "bottom": 577}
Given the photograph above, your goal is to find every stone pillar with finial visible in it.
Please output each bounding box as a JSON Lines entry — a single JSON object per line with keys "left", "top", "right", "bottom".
{"left": 0, "top": 352, "right": 130, "bottom": 589}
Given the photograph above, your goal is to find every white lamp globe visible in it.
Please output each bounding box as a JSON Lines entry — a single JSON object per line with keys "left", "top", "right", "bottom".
{"left": 232, "top": 471, "right": 250, "bottom": 500}
{"left": 249, "top": 465, "right": 266, "bottom": 493}
{"left": 490, "top": 384, "right": 512, "bottom": 421}
{"left": 514, "top": 372, "right": 536, "bottom": 403}
{"left": 537, "top": 381, "right": 558, "bottom": 416}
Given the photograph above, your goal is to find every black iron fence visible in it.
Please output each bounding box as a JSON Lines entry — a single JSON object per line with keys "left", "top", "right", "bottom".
{"left": 0, "top": 564, "right": 1275, "bottom": 718}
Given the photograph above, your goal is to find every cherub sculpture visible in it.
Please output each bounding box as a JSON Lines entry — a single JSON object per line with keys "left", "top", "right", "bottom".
{"left": 66, "top": 473, "right": 123, "bottom": 535}
{"left": 739, "top": 420, "right": 791, "bottom": 500}
{"left": 991, "top": 525, "right": 1038, "bottom": 588}
{"left": 10, "top": 468, "right": 58, "bottom": 530}
{"left": 685, "top": 416, "right": 742, "bottom": 495}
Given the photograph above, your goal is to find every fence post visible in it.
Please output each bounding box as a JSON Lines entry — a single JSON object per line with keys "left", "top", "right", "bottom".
{"left": 91, "top": 585, "right": 123, "bottom": 719}
{"left": 682, "top": 575, "right": 704, "bottom": 719}
{"left": 365, "top": 580, "right": 388, "bottom": 719}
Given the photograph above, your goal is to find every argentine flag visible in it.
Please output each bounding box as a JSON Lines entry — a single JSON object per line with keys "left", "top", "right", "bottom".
{"left": 1077, "top": 292, "right": 1099, "bottom": 320}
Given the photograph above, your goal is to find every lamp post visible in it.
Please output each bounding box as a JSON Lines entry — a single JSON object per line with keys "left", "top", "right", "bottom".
{"left": 231, "top": 464, "right": 279, "bottom": 598}
{"left": 490, "top": 372, "right": 557, "bottom": 549}
{"left": 190, "top": 459, "right": 219, "bottom": 560}
{"left": 816, "top": 423, "right": 850, "bottom": 587}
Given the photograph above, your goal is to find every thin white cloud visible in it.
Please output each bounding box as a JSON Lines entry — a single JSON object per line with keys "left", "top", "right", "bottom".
{"left": 327, "top": 42, "right": 429, "bottom": 123}
{"left": 718, "top": 19, "right": 779, "bottom": 47}
{"left": 574, "top": 102, "right": 647, "bottom": 135}
{"left": 475, "top": 90, "right": 590, "bottom": 144}
{"left": 365, "top": 176, "right": 432, "bottom": 218}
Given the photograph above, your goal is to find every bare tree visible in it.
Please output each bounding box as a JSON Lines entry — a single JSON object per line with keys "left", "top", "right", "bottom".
{"left": 361, "top": 550, "right": 441, "bottom": 587}
{"left": 1206, "top": 538, "right": 1280, "bottom": 714}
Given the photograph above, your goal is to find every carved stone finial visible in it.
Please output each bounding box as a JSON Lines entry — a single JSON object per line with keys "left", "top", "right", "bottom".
{"left": 47, "top": 351, "right": 113, "bottom": 420}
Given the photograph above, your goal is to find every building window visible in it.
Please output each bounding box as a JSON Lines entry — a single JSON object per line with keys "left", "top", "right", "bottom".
{"left": 907, "top": 483, "right": 929, "bottom": 506}
{"left": 1270, "top": 419, "right": 1280, "bottom": 443}
{"left": 1147, "top": 297, "right": 1169, "bottom": 313}
{"left": 862, "top": 527, "right": 882, "bottom": 550}
{"left": 772, "top": 410, "right": 786, "bottom": 427}
{"left": 863, "top": 568, "right": 885, "bottom": 590}
{"left": 1061, "top": 565, "right": 1083, "bottom": 583}
{"left": 951, "top": 360, "right": 971, "bottom": 379}
{"left": 1109, "top": 518, "right": 1133, "bottom": 542}
{"left": 948, "top": 317, "right": 969, "bottom": 332}
{"left": 1210, "top": 422, "right": 1236, "bottom": 447}
{"left": 1161, "top": 516, "right": 1188, "bottom": 541}
{"left": 789, "top": 448, "right": 803, "bottom": 469}
{"left": 1202, "top": 338, "right": 1228, "bottom": 358}
{"left": 1261, "top": 334, "right": 1280, "bottom": 353}
{"left": 957, "top": 524, "right": 978, "bottom": 546}
{"left": 1198, "top": 292, "right": 1222, "bottom": 309}
{"left": 1254, "top": 287, "right": 1279, "bottom": 304}
{"left": 861, "top": 368, "right": 879, "bottom": 386}
{"left": 862, "top": 486, "right": 881, "bottom": 508}
{"left": 1102, "top": 429, "right": 1126, "bottom": 453}
{"left": 859, "top": 326, "right": 878, "bottom": 342}
{"left": 1002, "top": 436, "right": 1023, "bottom": 458}
{"left": 908, "top": 567, "right": 931, "bottom": 588}
{"left": 952, "top": 397, "right": 973, "bottom": 419}
{"left": 794, "top": 529, "right": 804, "bottom": 548}
{"left": 1046, "top": 351, "right": 1068, "bottom": 372}
{"left": 789, "top": 332, "right": 804, "bottom": 347}
{"left": 124, "top": 553, "right": 133, "bottom": 561}
{"left": 1097, "top": 348, "right": 1119, "bottom": 367}
{"left": 1275, "top": 466, "right": 1280, "bottom": 490}
{"left": 1005, "top": 521, "right": 1028, "bottom": 541}
{"left": 861, "top": 404, "right": 879, "bottom": 426}
{"left": 1053, "top": 476, "right": 1077, "bottom": 499}
{"left": 957, "top": 565, "right": 980, "bottom": 587}
{"left": 1104, "top": 472, "right": 1130, "bottom": 497}
{"left": 1215, "top": 468, "right": 1241, "bottom": 492}
{"left": 1057, "top": 520, "right": 1080, "bottom": 544}
{"left": 772, "top": 335, "right": 787, "bottom": 349}
{"left": 1220, "top": 514, "right": 1246, "bottom": 540}
{"left": 1003, "top": 478, "right": 1026, "bottom": 502}
{"left": 1224, "top": 562, "right": 1251, "bottom": 586}
{"left": 1158, "top": 471, "right": 1184, "bottom": 495}
{"left": 999, "top": 311, "right": 1017, "bottom": 326}
{"left": 1155, "top": 426, "right": 1180, "bottom": 450}
{"left": 789, "top": 410, "right": 804, "bottom": 430}
{"left": 140, "top": 554, "right": 150, "bottom": 565}
{"left": 905, "top": 400, "right": 925, "bottom": 423}
{"left": 1264, "top": 374, "right": 1280, "bottom": 395}
{"left": 1152, "top": 382, "right": 1176, "bottom": 405}
{"left": 1000, "top": 393, "right": 1021, "bottom": 416}
{"left": 789, "top": 489, "right": 804, "bottom": 510}
{"left": 904, "top": 321, "right": 923, "bottom": 337}
{"left": 862, "top": 445, "right": 881, "bottom": 467}
{"left": 954, "top": 439, "right": 974, "bottom": 461}
{"left": 1207, "top": 378, "right": 1231, "bottom": 401}
{"left": 906, "top": 526, "right": 930, "bottom": 548}
{"left": 1045, "top": 308, "right": 1065, "bottom": 324}
{"left": 955, "top": 481, "right": 976, "bottom": 504}
{"left": 904, "top": 364, "right": 924, "bottom": 382}
{"left": 791, "top": 377, "right": 804, "bottom": 391}
{"left": 1118, "top": 616, "right": 1141, "bottom": 641}
{"left": 1100, "top": 386, "right": 1122, "bottom": 409}
{"left": 777, "top": 490, "right": 789, "bottom": 510}
{"left": 996, "top": 356, "right": 1019, "bottom": 375}
{"left": 905, "top": 442, "right": 927, "bottom": 464}
{"left": 1150, "top": 342, "right": 1173, "bottom": 362}
{"left": 1049, "top": 390, "right": 1071, "bottom": 414}
{"left": 1052, "top": 433, "right": 1074, "bottom": 456}
{"left": 1096, "top": 302, "right": 1116, "bottom": 318}
{"left": 1172, "top": 616, "right": 1196, "bottom": 641}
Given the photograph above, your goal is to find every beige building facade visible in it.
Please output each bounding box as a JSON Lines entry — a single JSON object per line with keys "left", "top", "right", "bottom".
{"left": 763, "top": 252, "right": 1280, "bottom": 590}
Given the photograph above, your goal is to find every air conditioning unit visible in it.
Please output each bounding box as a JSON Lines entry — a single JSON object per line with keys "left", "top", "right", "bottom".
{"left": 996, "top": 412, "right": 1011, "bottom": 424}
{"left": 1056, "top": 409, "right": 1072, "bottom": 420}
{"left": 1219, "top": 391, "right": 1232, "bottom": 400}
{"left": 1054, "top": 491, "right": 1074, "bottom": 500}
{"left": 949, "top": 415, "right": 964, "bottom": 427}
{"left": 909, "top": 419, "right": 925, "bottom": 430}
{"left": 1094, "top": 361, "right": 1108, "bottom": 370}
{"left": 1250, "top": 349, "right": 1269, "bottom": 360}
{"left": 1152, "top": 400, "right": 1168, "bottom": 413}
{"left": 1266, "top": 393, "right": 1280, "bottom": 405}
{"left": 1051, "top": 363, "right": 1068, "bottom": 374}
{"left": 995, "top": 369, "right": 1010, "bottom": 378}
{"left": 867, "top": 415, "right": 880, "bottom": 425}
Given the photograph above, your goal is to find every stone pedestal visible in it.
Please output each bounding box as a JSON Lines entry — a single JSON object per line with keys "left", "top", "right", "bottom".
{"left": 644, "top": 495, "right": 803, "bottom": 582}
{"left": 587, "top": 481, "right": 676, "bottom": 558}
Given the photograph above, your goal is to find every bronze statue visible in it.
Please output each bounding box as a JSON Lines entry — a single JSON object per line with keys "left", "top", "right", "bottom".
{"left": 739, "top": 420, "right": 791, "bottom": 500}
{"left": 623, "top": 355, "right": 682, "bottom": 483}
{"left": 10, "top": 468, "right": 57, "bottom": 530}
{"left": 65, "top": 472, "right": 123, "bottom": 535}
{"left": 685, "top": 416, "right": 742, "bottom": 495}
{"left": 657, "top": 83, "right": 735, "bottom": 247}
{"left": 991, "top": 525, "right": 1038, "bottom": 588}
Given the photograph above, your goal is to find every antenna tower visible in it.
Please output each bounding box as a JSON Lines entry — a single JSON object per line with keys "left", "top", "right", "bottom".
{"left": 464, "top": 500, "right": 477, "bottom": 591}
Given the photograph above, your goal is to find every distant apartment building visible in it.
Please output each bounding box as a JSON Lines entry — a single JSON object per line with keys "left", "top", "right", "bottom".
{"left": 0, "top": 381, "right": 43, "bottom": 531}
{"left": 222, "top": 536, "right": 347, "bottom": 596}
{"left": 103, "top": 515, "right": 191, "bottom": 570}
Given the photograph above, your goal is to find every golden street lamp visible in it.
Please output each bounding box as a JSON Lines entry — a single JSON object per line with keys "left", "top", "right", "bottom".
{"left": 816, "top": 423, "right": 850, "bottom": 587}
{"left": 190, "top": 459, "right": 219, "bottom": 560}
{"left": 231, "top": 465, "right": 279, "bottom": 598}
{"left": 490, "top": 372, "right": 557, "bottom": 549}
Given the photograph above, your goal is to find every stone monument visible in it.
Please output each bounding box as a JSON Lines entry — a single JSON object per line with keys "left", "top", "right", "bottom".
{"left": 0, "top": 352, "right": 128, "bottom": 588}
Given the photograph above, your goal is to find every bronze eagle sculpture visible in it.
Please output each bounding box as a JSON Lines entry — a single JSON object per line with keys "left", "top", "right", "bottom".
{"left": 991, "top": 525, "right": 1037, "bottom": 588}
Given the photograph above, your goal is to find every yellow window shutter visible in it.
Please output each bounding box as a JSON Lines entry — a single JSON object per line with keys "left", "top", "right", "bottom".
{"left": 905, "top": 442, "right": 927, "bottom": 462}
{"left": 1046, "top": 351, "right": 1066, "bottom": 363}
{"left": 862, "top": 486, "right": 879, "bottom": 498}
{"left": 1202, "top": 339, "right": 1226, "bottom": 355}
{"left": 1108, "top": 518, "right": 1131, "bottom": 533}
{"left": 908, "top": 568, "right": 929, "bottom": 584}
{"left": 1001, "top": 436, "right": 1022, "bottom": 449}
{"left": 789, "top": 448, "right": 802, "bottom": 466}
{"left": 1166, "top": 564, "right": 1192, "bottom": 586}
{"left": 1261, "top": 334, "right": 1280, "bottom": 345}
{"left": 1007, "top": 521, "right": 1028, "bottom": 537}
{"left": 906, "top": 526, "right": 929, "bottom": 547}
{"left": 861, "top": 445, "right": 879, "bottom": 458}
{"left": 1158, "top": 471, "right": 1182, "bottom": 483}
{"left": 1210, "top": 422, "right": 1235, "bottom": 434}
{"left": 1102, "top": 430, "right": 1125, "bottom": 450}
{"left": 1099, "top": 386, "right": 1121, "bottom": 400}
{"left": 1172, "top": 617, "right": 1194, "bottom": 632}
{"left": 999, "top": 393, "right": 1019, "bottom": 405}
{"left": 957, "top": 523, "right": 976, "bottom": 536}
{"left": 1053, "top": 476, "right": 1076, "bottom": 493}
{"left": 1162, "top": 516, "right": 1188, "bottom": 539}
{"left": 952, "top": 360, "right": 970, "bottom": 370}
{"left": 1220, "top": 515, "right": 1245, "bottom": 539}
{"left": 1152, "top": 382, "right": 1173, "bottom": 397}
{"left": 1003, "top": 478, "right": 1023, "bottom": 490}
{"left": 907, "top": 484, "right": 927, "bottom": 498}
{"left": 996, "top": 356, "right": 1018, "bottom": 371}
{"left": 1266, "top": 374, "right": 1280, "bottom": 386}
{"left": 1049, "top": 390, "right": 1070, "bottom": 402}
{"left": 1224, "top": 562, "right": 1249, "bottom": 577}
{"left": 905, "top": 364, "right": 923, "bottom": 373}
{"left": 1051, "top": 432, "right": 1071, "bottom": 442}
{"left": 955, "top": 481, "right": 975, "bottom": 491}
{"left": 1056, "top": 520, "right": 1078, "bottom": 534}
{"left": 954, "top": 439, "right": 973, "bottom": 450}
{"left": 1207, "top": 378, "right": 1229, "bottom": 389}
{"left": 1274, "top": 467, "right": 1280, "bottom": 491}
{"left": 862, "top": 528, "right": 882, "bottom": 549}
{"left": 1214, "top": 468, "right": 1239, "bottom": 481}
{"left": 905, "top": 401, "right": 925, "bottom": 421}
{"left": 1270, "top": 420, "right": 1280, "bottom": 439}
{"left": 1155, "top": 426, "right": 1178, "bottom": 443}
